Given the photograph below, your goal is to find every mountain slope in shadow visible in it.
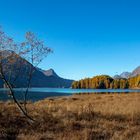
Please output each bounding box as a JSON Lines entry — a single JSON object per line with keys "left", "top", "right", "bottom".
{"left": 0, "top": 50, "right": 73, "bottom": 88}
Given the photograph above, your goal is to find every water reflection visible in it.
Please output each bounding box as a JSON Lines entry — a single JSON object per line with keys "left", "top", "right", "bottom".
{"left": 74, "top": 92, "right": 129, "bottom": 95}
{"left": 0, "top": 91, "right": 72, "bottom": 102}
{"left": 0, "top": 88, "right": 140, "bottom": 102}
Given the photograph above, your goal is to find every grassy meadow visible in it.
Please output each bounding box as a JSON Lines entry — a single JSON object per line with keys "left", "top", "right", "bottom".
{"left": 0, "top": 93, "right": 140, "bottom": 140}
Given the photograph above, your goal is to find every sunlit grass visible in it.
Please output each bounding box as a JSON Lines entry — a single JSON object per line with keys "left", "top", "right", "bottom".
{"left": 0, "top": 93, "right": 140, "bottom": 140}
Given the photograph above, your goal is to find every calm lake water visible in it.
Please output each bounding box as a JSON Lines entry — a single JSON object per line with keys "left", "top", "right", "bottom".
{"left": 0, "top": 88, "right": 140, "bottom": 102}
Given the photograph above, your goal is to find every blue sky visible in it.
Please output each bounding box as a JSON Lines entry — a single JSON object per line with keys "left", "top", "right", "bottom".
{"left": 0, "top": 0, "right": 140, "bottom": 80}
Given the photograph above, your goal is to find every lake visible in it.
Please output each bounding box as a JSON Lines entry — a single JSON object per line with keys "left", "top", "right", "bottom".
{"left": 0, "top": 88, "right": 140, "bottom": 102}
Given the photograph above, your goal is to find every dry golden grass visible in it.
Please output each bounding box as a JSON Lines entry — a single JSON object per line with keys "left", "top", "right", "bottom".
{"left": 0, "top": 93, "right": 140, "bottom": 140}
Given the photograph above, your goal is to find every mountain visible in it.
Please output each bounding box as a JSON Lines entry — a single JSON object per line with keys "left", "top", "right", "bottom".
{"left": 131, "top": 66, "right": 140, "bottom": 77}
{"left": 41, "top": 69, "right": 59, "bottom": 77}
{"left": 0, "top": 51, "right": 74, "bottom": 88}
{"left": 113, "top": 75, "right": 122, "bottom": 79}
{"left": 113, "top": 66, "right": 140, "bottom": 79}
{"left": 113, "top": 72, "right": 131, "bottom": 79}
{"left": 120, "top": 72, "right": 131, "bottom": 79}
{"left": 37, "top": 68, "right": 74, "bottom": 88}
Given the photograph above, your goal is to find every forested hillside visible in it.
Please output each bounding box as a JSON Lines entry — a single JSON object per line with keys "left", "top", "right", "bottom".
{"left": 72, "top": 75, "right": 140, "bottom": 89}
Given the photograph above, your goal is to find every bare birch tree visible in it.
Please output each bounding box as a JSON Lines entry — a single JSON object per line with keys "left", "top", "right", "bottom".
{"left": 0, "top": 27, "right": 52, "bottom": 121}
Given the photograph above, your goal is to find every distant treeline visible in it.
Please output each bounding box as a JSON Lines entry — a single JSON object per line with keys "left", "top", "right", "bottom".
{"left": 72, "top": 75, "right": 140, "bottom": 89}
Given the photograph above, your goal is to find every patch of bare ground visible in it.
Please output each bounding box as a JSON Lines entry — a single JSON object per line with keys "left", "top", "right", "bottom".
{"left": 0, "top": 93, "right": 140, "bottom": 140}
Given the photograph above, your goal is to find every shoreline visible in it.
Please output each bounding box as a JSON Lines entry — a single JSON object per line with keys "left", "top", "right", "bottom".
{"left": 0, "top": 90, "right": 140, "bottom": 103}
